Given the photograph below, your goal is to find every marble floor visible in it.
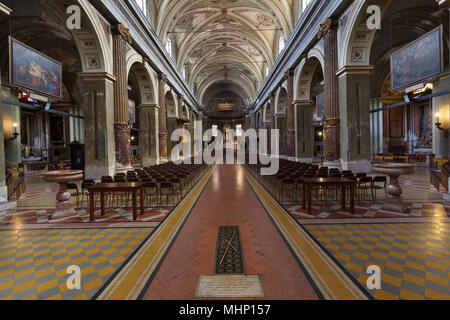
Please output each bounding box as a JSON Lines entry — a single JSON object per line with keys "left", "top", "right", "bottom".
{"left": 1, "top": 165, "right": 449, "bottom": 300}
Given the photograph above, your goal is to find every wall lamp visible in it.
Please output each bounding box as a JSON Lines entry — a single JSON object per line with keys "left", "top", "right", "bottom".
{"left": 5, "top": 122, "right": 20, "bottom": 144}
{"left": 435, "top": 112, "right": 449, "bottom": 137}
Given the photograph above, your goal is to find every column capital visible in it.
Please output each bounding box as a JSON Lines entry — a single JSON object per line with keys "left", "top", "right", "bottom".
{"left": 77, "top": 72, "right": 117, "bottom": 83}
{"left": 178, "top": 94, "right": 185, "bottom": 102}
{"left": 138, "top": 103, "right": 159, "bottom": 110}
{"left": 158, "top": 73, "right": 168, "bottom": 82}
{"left": 318, "top": 18, "right": 338, "bottom": 39}
{"left": 112, "top": 24, "right": 132, "bottom": 44}
{"left": 293, "top": 99, "right": 314, "bottom": 106}
{"left": 284, "top": 69, "right": 294, "bottom": 79}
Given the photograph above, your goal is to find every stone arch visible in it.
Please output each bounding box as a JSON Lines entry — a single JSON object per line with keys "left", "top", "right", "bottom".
{"left": 275, "top": 86, "right": 288, "bottom": 115}
{"left": 127, "top": 54, "right": 156, "bottom": 105}
{"left": 339, "top": 0, "right": 390, "bottom": 69}
{"left": 295, "top": 55, "right": 324, "bottom": 101}
{"left": 64, "top": 0, "right": 112, "bottom": 73}
{"left": 165, "top": 91, "right": 178, "bottom": 119}
{"left": 181, "top": 105, "right": 189, "bottom": 120}
{"left": 263, "top": 103, "right": 272, "bottom": 123}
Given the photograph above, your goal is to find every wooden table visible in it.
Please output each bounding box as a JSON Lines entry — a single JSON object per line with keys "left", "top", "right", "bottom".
{"left": 88, "top": 183, "right": 145, "bottom": 222}
{"left": 300, "top": 178, "right": 357, "bottom": 215}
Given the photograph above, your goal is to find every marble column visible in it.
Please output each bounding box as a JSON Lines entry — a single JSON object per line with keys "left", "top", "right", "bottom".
{"left": 294, "top": 100, "right": 315, "bottom": 162}
{"left": 286, "top": 70, "right": 296, "bottom": 160}
{"left": 319, "top": 18, "right": 340, "bottom": 161}
{"left": 112, "top": 24, "right": 133, "bottom": 168}
{"left": 0, "top": 4, "right": 10, "bottom": 202}
{"left": 158, "top": 73, "right": 168, "bottom": 160}
{"left": 338, "top": 66, "right": 373, "bottom": 172}
{"left": 78, "top": 72, "right": 117, "bottom": 179}
{"left": 189, "top": 110, "right": 195, "bottom": 157}
{"left": 139, "top": 104, "right": 159, "bottom": 167}
{"left": 270, "top": 92, "right": 276, "bottom": 155}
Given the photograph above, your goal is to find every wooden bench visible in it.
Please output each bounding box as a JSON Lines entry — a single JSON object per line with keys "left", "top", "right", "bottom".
{"left": 6, "top": 171, "right": 26, "bottom": 201}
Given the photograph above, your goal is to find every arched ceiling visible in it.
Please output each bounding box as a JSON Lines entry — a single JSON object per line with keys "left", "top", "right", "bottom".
{"left": 151, "top": 0, "right": 297, "bottom": 117}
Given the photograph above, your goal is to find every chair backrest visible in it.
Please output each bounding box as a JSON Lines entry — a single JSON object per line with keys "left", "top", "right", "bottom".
{"left": 67, "top": 183, "right": 78, "bottom": 190}
{"left": 101, "top": 176, "right": 113, "bottom": 183}
{"left": 373, "top": 176, "right": 387, "bottom": 184}
{"left": 359, "top": 177, "right": 373, "bottom": 184}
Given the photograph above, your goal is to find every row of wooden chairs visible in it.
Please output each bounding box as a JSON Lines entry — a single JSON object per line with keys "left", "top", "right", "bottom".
{"left": 72, "top": 161, "right": 208, "bottom": 210}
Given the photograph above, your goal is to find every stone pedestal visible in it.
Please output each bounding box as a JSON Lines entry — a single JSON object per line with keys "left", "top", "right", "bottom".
{"left": 373, "top": 164, "right": 415, "bottom": 213}
{"left": 42, "top": 171, "right": 83, "bottom": 219}
{"left": 78, "top": 72, "right": 117, "bottom": 179}
{"left": 338, "top": 66, "right": 373, "bottom": 169}
{"left": 139, "top": 104, "right": 159, "bottom": 167}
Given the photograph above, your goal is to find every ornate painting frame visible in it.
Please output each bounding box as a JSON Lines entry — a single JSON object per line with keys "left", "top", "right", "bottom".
{"left": 390, "top": 25, "right": 443, "bottom": 92}
{"left": 9, "top": 36, "right": 63, "bottom": 99}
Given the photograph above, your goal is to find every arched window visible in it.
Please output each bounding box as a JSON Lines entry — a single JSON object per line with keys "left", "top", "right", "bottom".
{"left": 135, "top": 0, "right": 147, "bottom": 16}
{"left": 166, "top": 38, "right": 172, "bottom": 57}
{"left": 278, "top": 36, "right": 285, "bottom": 55}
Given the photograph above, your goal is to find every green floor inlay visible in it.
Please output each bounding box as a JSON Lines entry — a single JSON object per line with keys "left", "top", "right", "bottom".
{"left": 0, "top": 228, "right": 153, "bottom": 300}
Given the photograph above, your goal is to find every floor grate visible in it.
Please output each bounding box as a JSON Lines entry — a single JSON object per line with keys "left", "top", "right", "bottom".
{"left": 215, "top": 226, "right": 245, "bottom": 275}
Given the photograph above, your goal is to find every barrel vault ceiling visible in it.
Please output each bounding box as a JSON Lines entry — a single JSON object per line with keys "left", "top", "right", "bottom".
{"left": 149, "top": 0, "right": 297, "bottom": 117}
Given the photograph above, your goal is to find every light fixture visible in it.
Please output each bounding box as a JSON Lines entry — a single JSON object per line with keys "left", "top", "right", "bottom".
{"left": 435, "top": 112, "right": 449, "bottom": 136}
{"left": 5, "top": 122, "right": 20, "bottom": 144}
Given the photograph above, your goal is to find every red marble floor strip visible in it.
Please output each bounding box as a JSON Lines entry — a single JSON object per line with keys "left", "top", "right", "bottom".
{"left": 142, "top": 165, "right": 319, "bottom": 300}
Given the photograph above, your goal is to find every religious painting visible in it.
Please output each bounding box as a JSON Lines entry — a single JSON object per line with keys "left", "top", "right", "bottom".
{"left": 315, "top": 93, "right": 325, "bottom": 120}
{"left": 50, "top": 116, "right": 64, "bottom": 143}
{"left": 9, "top": 37, "right": 62, "bottom": 99}
{"left": 128, "top": 99, "right": 136, "bottom": 124}
{"left": 418, "top": 104, "right": 432, "bottom": 148}
{"left": 390, "top": 26, "right": 443, "bottom": 92}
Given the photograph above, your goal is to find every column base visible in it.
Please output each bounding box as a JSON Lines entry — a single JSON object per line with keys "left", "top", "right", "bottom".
{"left": 142, "top": 158, "right": 159, "bottom": 167}
{"left": 296, "top": 158, "right": 314, "bottom": 163}
{"left": 85, "top": 166, "right": 115, "bottom": 180}
{"left": 116, "top": 164, "right": 133, "bottom": 174}
{"left": 322, "top": 161, "right": 342, "bottom": 169}
{"left": 341, "top": 160, "right": 372, "bottom": 173}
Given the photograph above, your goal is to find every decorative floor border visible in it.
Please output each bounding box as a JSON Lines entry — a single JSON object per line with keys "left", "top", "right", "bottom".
{"left": 93, "top": 166, "right": 216, "bottom": 300}
{"left": 242, "top": 166, "right": 370, "bottom": 300}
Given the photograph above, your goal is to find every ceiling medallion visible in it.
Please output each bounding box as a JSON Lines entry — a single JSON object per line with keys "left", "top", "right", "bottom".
{"left": 257, "top": 13, "right": 274, "bottom": 26}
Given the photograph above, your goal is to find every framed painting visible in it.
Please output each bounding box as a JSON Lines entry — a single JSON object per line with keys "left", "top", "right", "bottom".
{"left": 128, "top": 99, "right": 136, "bottom": 124}
{"left": 390, "top": 26, "right": 443, "bottom": 92}
{"left": 9, "top": 36, "right": 63, "bottom": 99}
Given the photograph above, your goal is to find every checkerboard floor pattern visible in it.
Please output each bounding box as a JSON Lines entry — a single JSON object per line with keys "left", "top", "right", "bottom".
{"left": 0, "top": 228, "right": 153, "bottom": 300}
{"left": 286, "top": 202, "right": 450, "bottom": 219}
{"left": 0, "top": 207, "right": 172, "bottom": 225}
{"left": 305, "top": 223, "right": 450, "bottom": 300}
